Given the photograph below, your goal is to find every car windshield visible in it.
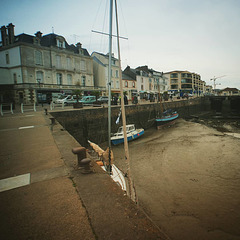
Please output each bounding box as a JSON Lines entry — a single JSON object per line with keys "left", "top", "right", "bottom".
{"left": 58, "top": 95, "right": 67, "bottom": 99}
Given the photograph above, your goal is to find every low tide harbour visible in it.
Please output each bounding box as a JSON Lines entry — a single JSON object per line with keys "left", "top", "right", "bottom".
{"left": 111, "top": 118, "right": 240, "bottom": 240}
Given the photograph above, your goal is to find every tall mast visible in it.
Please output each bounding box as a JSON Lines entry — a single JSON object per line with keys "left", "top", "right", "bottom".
{"left": 107, "top": 0, "right": 113, "bottom": 174}
{"left": 114, "top": 0, "right": 134, "bottom": 201}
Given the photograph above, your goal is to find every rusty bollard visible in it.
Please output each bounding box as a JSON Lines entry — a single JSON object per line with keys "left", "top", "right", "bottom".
{"left": 72, "top": 147, "right": 91, "bottom": 173}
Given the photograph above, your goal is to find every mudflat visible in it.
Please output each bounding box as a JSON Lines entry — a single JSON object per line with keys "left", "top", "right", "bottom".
{"left": 112, "top": 119, "right": 240, "bottom": 240}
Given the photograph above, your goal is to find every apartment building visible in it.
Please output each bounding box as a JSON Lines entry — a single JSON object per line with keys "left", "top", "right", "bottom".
{"left": 164, "top": 70, "right": 205, "bottom": 96}
{"left": 0, "top": 23, "right": 94, "bottom": 104}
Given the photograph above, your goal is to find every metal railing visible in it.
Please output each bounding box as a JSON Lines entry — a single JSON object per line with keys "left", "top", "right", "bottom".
{"left": 21, "top": 103, "right": 36, "bottom": 113}
{"left": 0, "top": 103, "right": 14, "bottom": 116}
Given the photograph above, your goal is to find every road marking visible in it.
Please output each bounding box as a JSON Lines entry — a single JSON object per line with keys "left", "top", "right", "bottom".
{"left": 0, "top": 173, "right": 31, "bottom": 192}
{"left": 18, "top": 126, "right": 35, "bottom": 130}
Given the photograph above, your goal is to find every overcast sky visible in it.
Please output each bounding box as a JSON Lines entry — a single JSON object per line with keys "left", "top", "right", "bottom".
{"left": 1, "top": 0, "right": 240, "bottom": 89}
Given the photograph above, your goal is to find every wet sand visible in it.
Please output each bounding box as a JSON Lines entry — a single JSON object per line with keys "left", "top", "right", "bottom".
{"left": 112, "top": 119, "right": 240, "bottom": 240}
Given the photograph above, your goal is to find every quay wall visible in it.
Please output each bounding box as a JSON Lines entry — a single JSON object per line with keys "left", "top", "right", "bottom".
{"left": 51, "top": 97, "right": 210, "bottom": 147}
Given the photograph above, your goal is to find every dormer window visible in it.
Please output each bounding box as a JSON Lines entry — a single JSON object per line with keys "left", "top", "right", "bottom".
{"left": 56, "top": 39, "right": 65, "bottom": 48}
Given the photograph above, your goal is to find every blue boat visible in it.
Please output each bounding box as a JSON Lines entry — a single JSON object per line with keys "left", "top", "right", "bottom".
{"left": 155, "top": 109, "right": 179, "bottom": 129}
{"left": 111, "top": 124, "right": 144, "bottom": 145}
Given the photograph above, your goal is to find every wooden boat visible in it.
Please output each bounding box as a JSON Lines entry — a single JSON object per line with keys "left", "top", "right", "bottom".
{"left": 155, "top": 109, "right": 179, "bottom": 129}
{"left": 111, "top": 124, "right": 144, "bottom": 145}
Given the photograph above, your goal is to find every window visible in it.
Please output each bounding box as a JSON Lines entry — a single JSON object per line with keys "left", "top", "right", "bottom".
{"left": 170, "top": 73, "right": 178, "bottom": 78}
{"left": 56, "top": 73, "right": 62, "bottom": 85}
{"left": 141, "top": 78, "right": 143, "bottom": 83}
{"left": 13, "top": 73, "right": 17, "bottom": 84}
{"left": 56, "top": 56, "right": 61, "bottom": 68}
{"left": 6, "top": 53, "right": 10, "bottom": 64}
{"left": 116, "top": 80, "right": 119, "bottom": 89}
{"left": 67, "top": 74, "right": 72, "bottom": 85}
{"left": 67, "top": 58, "right": 71, "bottom": 69}
{"left": 80, "top": 60, "right": 86, "bottom": 71}
{"left": 125, "top": 81, "right": 128, "bottom": 87}
{"left": 35, "top": 51, "right": 43, "bottom": 65}
{"left": 132, "top": 81, "right": 135, "bottom": 88}
{"left": 57, "top": 39, "right": 65, "bottom": 48}
{"left": 149, "top": 83, "right": 152, "bottom": 90}
{"left": 141, "top": 85, "right": 144, "bottom": 91}
{"left": 81, "top": 76, "right": 86, "bottom": 86}
{"left": 116, "top": 70, "right": 119, "bottom": 78}
{"left": 36, "top": 71, "right": 44, "bottom": 83}
{"left": 111, "top": 59, "right": 116, "bottom": 65}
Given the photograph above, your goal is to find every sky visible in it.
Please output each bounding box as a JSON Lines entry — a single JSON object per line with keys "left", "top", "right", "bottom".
{"left": 1, "top": 0, "right": 240, "bottom": 89}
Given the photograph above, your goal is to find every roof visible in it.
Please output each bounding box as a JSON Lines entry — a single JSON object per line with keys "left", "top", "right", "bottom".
{"left": 4, "top": 32, "right": 90, "bottom": 56}
{"left": 92, "top": 56, "right": 106, "bottom": 67}
{"left": 91, "top": 51, "right": 119, "bottom": 61}
{"left": 221, "top": 87, "right": 239, "bottom": 92}
{"left": 122, "top": 72, "right": 135, "bottom": 81}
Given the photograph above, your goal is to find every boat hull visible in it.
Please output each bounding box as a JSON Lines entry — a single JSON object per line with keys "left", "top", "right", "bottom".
{"left": 155, "top": 113, "right": 179, "bottom": 129}
{"left": 111, "top": 129, "right": 144, "bottom": 145}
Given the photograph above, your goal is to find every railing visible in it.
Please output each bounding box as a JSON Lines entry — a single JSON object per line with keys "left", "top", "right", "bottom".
{"left": 21, "top": 103, "right": 36, "bottom": 113}
{"left": 50, "top": 101, "right": 65, "bottom": 110}
{"left": 0, "top": 103, "right": 13, "bottom": 116}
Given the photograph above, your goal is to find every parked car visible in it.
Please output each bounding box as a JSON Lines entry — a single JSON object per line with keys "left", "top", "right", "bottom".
{"left": 79, "top": 96, "right": 96, "bottom": 105}
{"left": 55, "top": 95, "right": 72, "bottom": 104}
{"left": 55, "top": 95, "right": 80, "bottom": 105}
{"left": 97, "top": 96, "right": 109, "bottom": 103}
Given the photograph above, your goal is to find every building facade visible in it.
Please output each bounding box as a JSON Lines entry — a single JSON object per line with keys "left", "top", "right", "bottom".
{"left": 0, "top": 23, "right": 94, "bottom": 104}
{"left": 91, "top": 52, "right": 120, "bottom": 96}
{"left": 123, "top": 66, "right": 168, "bottom": 100}
{"left": 164, "top": 70, "right": 205, "bottom": 96}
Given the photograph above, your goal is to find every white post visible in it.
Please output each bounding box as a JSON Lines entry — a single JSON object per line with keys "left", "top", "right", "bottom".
{"left": 10, "top": 103, "right": 13, "bottom": 114}
{"left": 33, "top": 102, "right": 36, "bottom": 112}
{"left": 21, "top": 103, "right": 24, "bottom": 113}
{"left": 0, "top": 104, "right": 3, "bottom": 116}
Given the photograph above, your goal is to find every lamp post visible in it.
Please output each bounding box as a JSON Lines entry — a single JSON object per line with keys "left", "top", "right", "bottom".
{"left": 37, "top": 79, "right": 43, "bottom": 107}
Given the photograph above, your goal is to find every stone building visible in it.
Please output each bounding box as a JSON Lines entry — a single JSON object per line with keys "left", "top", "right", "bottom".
{"left": 91, "top": 52, "right": 120, "bottom": 96}
{"left": 123, "top": 65, "right": 167, "bottom": 100}
{"left": 164, "top": 70, "right": 206, "bottom": 96}
{"left": 0, "top": 23, "right": 94, "bottom": 104}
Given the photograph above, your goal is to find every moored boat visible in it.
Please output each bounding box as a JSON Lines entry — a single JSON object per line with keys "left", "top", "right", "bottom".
{"left": 156, "top": 109, "right": 179, "bottom": 129}
{"left": 111, "top": 124, "right": 144, "bottom": 145}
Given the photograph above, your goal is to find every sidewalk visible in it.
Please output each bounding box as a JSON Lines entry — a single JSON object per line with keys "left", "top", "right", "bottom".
{"left": 0, "top": 110, "right": 169, "bottom": 239}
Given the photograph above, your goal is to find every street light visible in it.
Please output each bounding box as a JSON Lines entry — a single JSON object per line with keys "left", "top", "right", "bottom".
{"left": 37, "top": 79, "right": 43, "bottom": 107}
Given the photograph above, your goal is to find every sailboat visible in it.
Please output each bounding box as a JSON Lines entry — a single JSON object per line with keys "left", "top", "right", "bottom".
{"left": 155, "top": 73, "right": 179, "bottom": 129}
{"left": 91, "top": 0, "right": 135, "bottom": 200}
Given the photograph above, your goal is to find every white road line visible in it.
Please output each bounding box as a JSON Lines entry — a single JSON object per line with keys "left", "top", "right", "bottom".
{"left": 0, "top": 173, "right": 31, "bottom": 192}
{"left": 18, "top": 126, "right": 34, "bottom": 130}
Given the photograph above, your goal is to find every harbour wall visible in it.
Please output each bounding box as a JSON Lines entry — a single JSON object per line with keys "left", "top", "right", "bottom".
{"left": 51, "top": 97, "right": 212, "bottom": 147}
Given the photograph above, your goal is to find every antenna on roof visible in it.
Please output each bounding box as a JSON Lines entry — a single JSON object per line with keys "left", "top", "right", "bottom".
{"left": 52, "top": 27, "right": 54, "bottom": 34}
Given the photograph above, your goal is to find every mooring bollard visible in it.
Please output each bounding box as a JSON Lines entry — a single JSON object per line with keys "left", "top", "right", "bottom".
{"left": 72, "top": 147, "right": 91, "bottom": 173}
{"left": 44, "top": 108, "right": 48, "bottom": 115}
{"left": 49, "top": 117, "right": 55, "bottom": 131}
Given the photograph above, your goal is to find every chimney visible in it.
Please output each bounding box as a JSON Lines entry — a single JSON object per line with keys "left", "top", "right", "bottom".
{"left": 35, "top": 31, "right": 42, "bottom": 39}
{"left": 1, "top": 25, "right": 7, "bottom": 46}
{"left": 7, "top": 23, "right": 15, "bottom": 44}
{"left": 76, "top": 42, "right": 82, "bottom": 48}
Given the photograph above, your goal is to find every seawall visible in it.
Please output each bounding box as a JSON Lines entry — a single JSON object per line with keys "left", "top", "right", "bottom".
{"left": 51, "top": 97, "right": 210, "bottom": 147}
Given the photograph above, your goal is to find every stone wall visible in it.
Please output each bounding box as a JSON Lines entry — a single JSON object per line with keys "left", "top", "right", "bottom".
{"left": 51, "top": 98, "right": 210, "bottom": 147}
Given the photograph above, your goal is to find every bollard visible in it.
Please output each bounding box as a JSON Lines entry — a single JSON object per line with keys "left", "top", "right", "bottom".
{"left": 49, "top": 117, "right": 55, "bottom": 131}
{"left": 44, "top": 108, "right": 48, "bottom": 115}
{"left": 72, "top": 147, "right": 91, "bottom": 173}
